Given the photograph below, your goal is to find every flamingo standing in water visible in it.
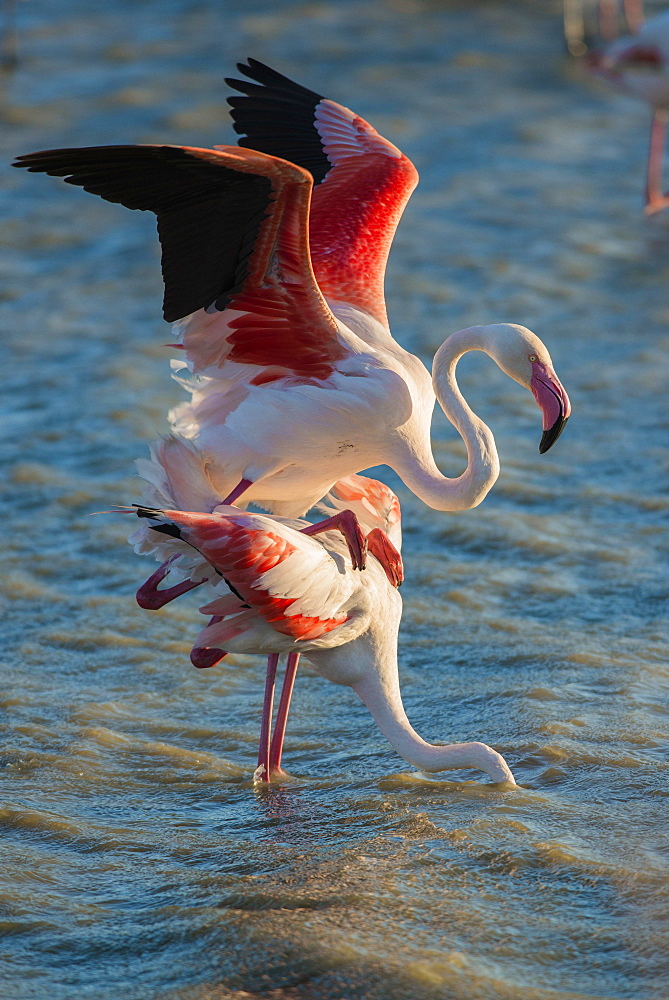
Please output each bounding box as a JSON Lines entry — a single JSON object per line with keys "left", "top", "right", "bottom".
{"left": 127, "top": 435, "right": 402, "bottom": 778}
{"left": 588, "top": 11, "right": 669, "bottom": 213}
{"left": 121, "top": 480, "right": 514, "bottom": 786}
{"left": 13, "top": 62, "right": 570, "bottom": 558}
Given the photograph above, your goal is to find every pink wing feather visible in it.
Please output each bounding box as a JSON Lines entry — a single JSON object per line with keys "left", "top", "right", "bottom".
{"left": 137, "top": 507, "right": 351, "bottom": 641}
{"left": 309, "top": 101, "right": 418, "bottom": 326}
{"left": 226, "top": 59, "right": 419, "bottom": 327}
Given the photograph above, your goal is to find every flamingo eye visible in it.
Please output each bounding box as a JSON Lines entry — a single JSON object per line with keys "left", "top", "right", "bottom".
{"left": 529, "top": 354, "right": 537, "bottom": 362}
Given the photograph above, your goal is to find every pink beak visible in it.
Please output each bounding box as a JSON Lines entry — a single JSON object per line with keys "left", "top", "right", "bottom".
{"left": 530, "top": 361, "right": 572, "bottom": 454}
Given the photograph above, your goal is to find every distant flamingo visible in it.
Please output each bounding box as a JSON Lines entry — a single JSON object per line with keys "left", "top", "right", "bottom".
{"left": 588, "top": 10, "right": 669, "bottom": 213}
{"left": 123, "top": 489, "right": 515, "bottom": 786}
{"left": 14, "top": 61, "right": 570, "bottom": 603}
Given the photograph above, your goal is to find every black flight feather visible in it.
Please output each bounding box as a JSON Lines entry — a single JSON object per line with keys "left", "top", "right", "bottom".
{"left": 12, "top": 144, "right": 272, "bottom": 323}
{"left": 226, "top": 58, "right": 331, "bottom": 184}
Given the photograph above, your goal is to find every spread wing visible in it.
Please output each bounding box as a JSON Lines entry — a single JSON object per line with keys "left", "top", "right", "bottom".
{"left": 13, "top": 144, "right": 346, "bottom": 379}
{"left": 226, "top": 58, "right": 419, "bottom": 327}
{"left": 136, "top": 506, "right": 355, "bottom": 641}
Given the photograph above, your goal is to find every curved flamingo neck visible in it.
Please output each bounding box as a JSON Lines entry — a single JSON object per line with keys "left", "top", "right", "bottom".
{"left": 396, "top": 326, "right": 501, "bottom": 512}
{"left": 352, "top": 645, "right": 515, "bottom": 783}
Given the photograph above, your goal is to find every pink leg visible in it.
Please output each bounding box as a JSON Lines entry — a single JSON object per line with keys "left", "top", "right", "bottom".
{"left": 622, "top": 0, "right": 644, "bottom": 34}
{"left": 268, "top": 651, "right": 300, "bottom": 778}
{"left": 255, "top": 653, "right": 279, "bottom": 783}
{"left": 599, "top": 0, "right": 619, "bottom": 40}
{"left": 136, "top": 555, "right": 207, "bottom": 610}
{"left": 221, "top": 478, "right": 253, "bottom": 506}
{"left": 645, "top": 112, "right": 669, "bottom": 214}
{"left": 300, "top": 509, "right": 367, "bottom": 570}
{"left": 366, "top": 527, "right": 404, "bottom": 588}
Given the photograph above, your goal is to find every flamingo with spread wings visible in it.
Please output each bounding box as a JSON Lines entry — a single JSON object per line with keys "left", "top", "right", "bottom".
{"left": 123, "top": 483, "right": 514, "bottom": 786}
{"left": 14, "top": 60, "right": 570, "bottom": 603}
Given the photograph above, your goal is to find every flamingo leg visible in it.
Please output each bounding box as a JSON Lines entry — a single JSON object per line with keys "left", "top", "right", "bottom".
{"left": 136, "top": 555, "right": 207, "bottom": 610}
{"left": 300, "top": 509, "right": 367, "bottom": 570}
{"left": 645, "top": 111, "right": 669, "bottom": 214}
{"left": 268, "top": 651, "right": 300, "bottom": 778}
{"left": 622, "top": 0, "right": 644, "bottom": 34}
{"left": 564, "top": 0, "right": 588, "bottom": 56}
{"left": 599, "top": 0, "right": 620, "bottom": 40}
{"left": 254, "top": 653, "right": 279, "bottom": 783}
{"left": 221, "top": 477, "right": 253, "bottom": 506}
{"left": 366, "top": 528, "right": 404, "bottom": 588}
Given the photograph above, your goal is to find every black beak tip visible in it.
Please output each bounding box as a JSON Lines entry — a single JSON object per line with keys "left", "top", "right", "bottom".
{"left": 539, "top": 415, "right": 568, "bottom": 455}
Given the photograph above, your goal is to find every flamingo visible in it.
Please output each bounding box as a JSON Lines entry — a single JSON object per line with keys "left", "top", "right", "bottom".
{"left": 127, "top": 449, "right": 402, "bottom": 777}
{"left": 588, "top": 10, "right": 669, "bottom": 213}
{"left": 120, "top": 485, "right": 515, "bottom": 786}
{"left": 13, "top": 62, "right": 570, "bottom": 591}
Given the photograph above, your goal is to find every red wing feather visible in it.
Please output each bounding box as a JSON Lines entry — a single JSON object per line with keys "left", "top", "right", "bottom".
{"left": 227, "top": 60, "right": 419, "bottom": 326}
{"left": 143, "top": 508, "right": 349, "bottom": 640}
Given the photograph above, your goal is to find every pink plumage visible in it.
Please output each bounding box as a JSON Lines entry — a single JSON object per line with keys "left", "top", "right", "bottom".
{"left": 14, "top": 61, "right": 570, "bottom": 526}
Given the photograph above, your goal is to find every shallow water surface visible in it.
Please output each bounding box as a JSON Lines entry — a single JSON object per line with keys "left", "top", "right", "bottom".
{"left": 2, "top": 1, "right": 669, "bottom": 998}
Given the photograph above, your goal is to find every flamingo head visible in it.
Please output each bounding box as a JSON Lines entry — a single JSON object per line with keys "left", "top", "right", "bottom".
{"left": 482, "top": 324, "right": 572, "bottom": 455}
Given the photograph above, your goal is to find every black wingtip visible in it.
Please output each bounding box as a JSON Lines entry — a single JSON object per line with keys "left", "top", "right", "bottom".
{"left": 224, "top": 59, "right": 329, "bottom": 184}
{"left": 132, "top": 504, "right": 183, "bottom": 538}
{"left": 133, "top": 504, "right": 164, "bottom": 519}
{"left": 226, "top": 57, "right": 324, "bottom": 102}
{"left": 149, "top": 523, "right": 183, "bottom": 539}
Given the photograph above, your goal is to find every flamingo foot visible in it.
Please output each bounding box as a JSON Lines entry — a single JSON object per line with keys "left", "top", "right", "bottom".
{"left": 366, "top": 527, "right": 404, "bottom": 588}
{"left": 644, "top": 194, "right": 669, "bottom": 215}
{"left": 136, "top": 556, "right": 207, "bottom": 610}
{"left": 221, "top": 477, "right": 253, "bottom": 506}
{"left": 190, "top": 646, "right": 228, "bottom": 669}
{"left": 253, "top": 763, "right": 291, "bottom": 783}
{"left": 300, "top": 509, "right": 367, "bottom": 570}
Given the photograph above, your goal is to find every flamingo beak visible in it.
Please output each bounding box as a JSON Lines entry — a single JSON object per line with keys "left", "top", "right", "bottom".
{"left": 530, "top": 361, "right": 571, "bottom": 454}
